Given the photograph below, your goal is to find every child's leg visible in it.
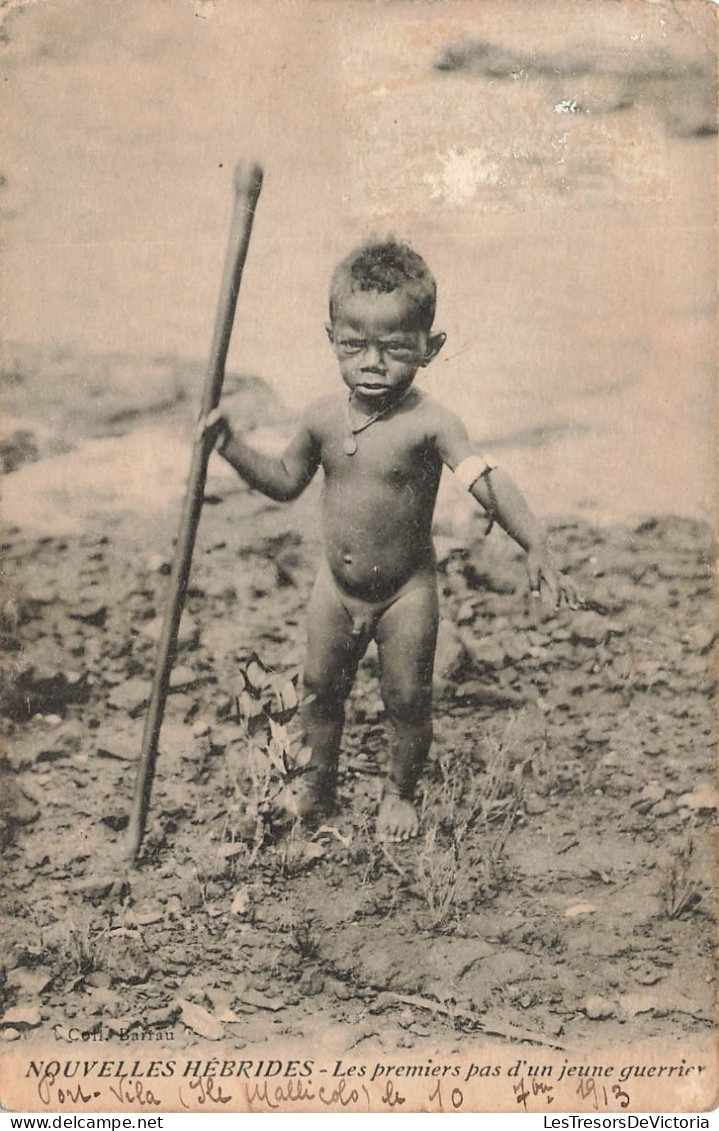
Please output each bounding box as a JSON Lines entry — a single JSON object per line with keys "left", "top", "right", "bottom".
{"left": 375, "top": 577, "right": 439, "bottom": 841}
{"left": 292, "top": 568, "right": 367, "bottom": 821}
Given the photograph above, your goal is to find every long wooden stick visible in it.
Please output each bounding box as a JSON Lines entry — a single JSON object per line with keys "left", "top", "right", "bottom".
{"left": 125, "top": 162, "right": 264, "bottom": 863}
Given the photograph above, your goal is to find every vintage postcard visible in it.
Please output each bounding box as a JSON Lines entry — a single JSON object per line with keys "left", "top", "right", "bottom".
{"left": 0, "top": 0, "right": 716, "bottom": 1116}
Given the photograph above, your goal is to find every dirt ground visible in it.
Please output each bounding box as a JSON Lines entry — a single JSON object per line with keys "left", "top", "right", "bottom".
{"left": 1, "top": 450, "right": 716, "bottom": 1056}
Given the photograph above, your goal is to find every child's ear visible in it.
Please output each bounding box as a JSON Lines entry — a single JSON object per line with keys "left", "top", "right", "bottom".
{"left": 325, "top": 323, "right": 335, "bottom": 346}
{"left": 420, "top": 331, "right": 447, "bottom": 367}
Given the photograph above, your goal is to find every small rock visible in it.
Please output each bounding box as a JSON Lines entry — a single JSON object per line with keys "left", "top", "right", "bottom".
{"left": 215, "top": 694, "right": 234, "bottom": 718}
{"left": 299, "top": 971, "right": 325, "bottom": 996}
{"left": 217, "top": 1007, "right": 243, "bottom": 1024}
{"left": 327, "top": 978, "right": 351, "bottom": 1001}
{"left": 199, "top": 576, "right": 237, "bottom": 600}
{"left": 643, "top": 743, "right": 663, "bottom": 757}
{"left": 583, "top": 725, "right": 609, "bottom": 746}
{"left": 192, "top": 719, "right": 211, "bottom": 739}
{"left": 456, "top": 599, "right": 477, "bottom": 625}
{"left": 684, "top": 625, "right": 716, "bottom": 653}
{"left": 69, "top": 602, "right": 108, "bottom": 628}
{"left": 147, "top": 1004, "right": 180, "bottom": 1028}
{"left": 651, "top": 797, "right": 677, "bottom": 817}
{"left": 619, "top": 993, "right": 655, "bottom": 1018}
{"left": 106, "top": 679, "right": 150, "bottom": 714}
{"left": 434, "top": 536, "right": 464, "bottom": 566}
{"left": 603, "top": 620, "right": 626, "bottom": 638}
{"left": 1, "top": 1005, "right": 42, "bottom": 1029}
{"left": 7, "top": 966, "right": 53, "bottom": 996}
{"left": 678, "top": 784, "right": 718, "bottom": 813}
{"left": 501, "top": 633, "right": 530, "bottom": 663}
{"left": 71, "top": 873, "right": 128, "bottom": 899}
{"left": 524, "top": 795, "right": 548, "bottom": 816}
{"left": 0, "top": 779, "right": 40, "bottom": 828}
{"left": 165, "top": 693, "right": 195, "bottom": 720}
{"left": 571, "top": 612, "right": 609, "bottom": 647}
{"left": 177, "top": 998, "right": 225, "bottom": 1041}
{"left": 565, "top": 903, "right": 597, "bottom": 918}
{"left": 147, "top": 554, "right": 170, "bottom": 573}
{"left": 203, "top": 987, "right": 234, "bottom": 1014}
{"left": 87, "top": 971, "right": 112, "bottom": 990}
{"left": 230, "top": 888, "right": 251, "bottom": 916}
{"left": 633, "top": 782, "right": 666, "bottom": 808}
{"left": 236, "top": 989, "right": 283, "bottom": 1012}
{"left": 584, "top": 996, "right": 614, "bottom": 1020}
{"left": 105, "top": 1017, "right": 140, "bottom": 1037}
{"left": 453, "top": 681, "right": 524, "bottom": 708}
{"left": 25, "top": 585, "right": 58, "bottom": 604}
{"left": 158, "top": 722, "right": 195, "bottom": 759}
{"left": 434, "top": 620, "right": 466, "bottom": 683}
{"left": 460, "top": 632, "right": 506, "bottom": 670}
{"left": 1, "top": 1029, "right": 20, "bottom": 1042}
{"left": 86, "top": 987, "right": 122, "bottom": 1012}
{"left": 141, "top": 612, "right": 198, "bottom": 647}
{"left": 131, "top": 908, "right": 164, "bottom": 927}
{"left": 636, "top": 968, "right": 663, "bottom": 987}
{"left": 368, "top": 992, "right": 396, "bottom": 1014}
{"left": 170, "top": 666, "right": 199, "bottom": 690}
{"left": 97, "top": 736, "right": 139, "bottom": 762}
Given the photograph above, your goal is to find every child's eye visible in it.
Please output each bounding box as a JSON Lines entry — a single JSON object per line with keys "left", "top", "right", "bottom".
{"left": 336, "top": 339, "right": 416, "bottom": 359}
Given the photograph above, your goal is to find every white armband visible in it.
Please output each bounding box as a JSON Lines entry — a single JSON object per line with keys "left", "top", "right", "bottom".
{"left": 453, "top": 454, "right": 498, "bottom": 492}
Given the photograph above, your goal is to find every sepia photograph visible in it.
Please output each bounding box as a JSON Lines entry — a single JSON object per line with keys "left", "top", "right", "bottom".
{"left": 0, "top": 0, "right": 716, "bottom": 1114}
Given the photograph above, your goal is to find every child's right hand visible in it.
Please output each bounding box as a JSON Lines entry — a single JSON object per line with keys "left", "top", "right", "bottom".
{"left": 196, "top": 407, "right": 233, "bottom": 453}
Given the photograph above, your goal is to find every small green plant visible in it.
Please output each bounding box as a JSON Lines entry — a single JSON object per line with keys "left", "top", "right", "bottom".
{"left": 415, "top": 824, "right": 470, "bottom": 929}
{"left": 180, "top": 838, "right": 224, "bottom": 911}
{"left": 224, "top": 654, "right": 313, "bottom": 861}
{"left": 276, "top": 821, "right": 327, "bottom": 877}
{"left": 42, "top": 907, "right": 112, "bottom": 980}
{"left": 414, "top": 719, "right": 524, "bottom": 928}
{"left": 663, "top": 833, "right": 703, "bottom": 919}
{"left": 292, "top": 918, "right": 321, "bottom": 960}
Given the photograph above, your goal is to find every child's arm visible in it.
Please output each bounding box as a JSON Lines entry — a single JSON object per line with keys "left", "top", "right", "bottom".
{"left": 201, "top": 407, "right": 320, "bottom": 502}
{"left": 468, "top": 467, "right": 581, "bottom": 606}
{"left": 436, "top": 409, "right": 582, "bottom": 608}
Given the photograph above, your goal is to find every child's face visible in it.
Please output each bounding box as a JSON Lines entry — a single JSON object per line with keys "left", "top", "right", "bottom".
{"left": 327, "top": 289, "right": 445, "bottom": 403}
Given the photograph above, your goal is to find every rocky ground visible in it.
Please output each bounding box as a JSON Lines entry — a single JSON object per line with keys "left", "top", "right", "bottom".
{"left": 0, "top": 343, "right": 716, "bottom": 1062}
{"left": 1, "top": 468, "right": 716, "bottom": 1056}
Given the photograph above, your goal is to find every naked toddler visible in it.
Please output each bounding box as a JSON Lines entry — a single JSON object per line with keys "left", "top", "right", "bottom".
{"left": 204, "top": 240, "right": 580, "bottom": 841}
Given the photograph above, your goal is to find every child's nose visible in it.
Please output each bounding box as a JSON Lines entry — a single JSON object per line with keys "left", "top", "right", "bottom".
{"left": 362, "top": 343, "right": 385, "bottom": 370}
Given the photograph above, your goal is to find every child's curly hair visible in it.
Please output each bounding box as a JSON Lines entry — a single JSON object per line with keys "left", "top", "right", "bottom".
{"left": 329, "top": 238, "right": 437, "bottom": 331}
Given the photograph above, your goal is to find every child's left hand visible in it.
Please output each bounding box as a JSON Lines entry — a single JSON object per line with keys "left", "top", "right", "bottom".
{"left": 526, "top": 546, "right": 583, "bottom": 609}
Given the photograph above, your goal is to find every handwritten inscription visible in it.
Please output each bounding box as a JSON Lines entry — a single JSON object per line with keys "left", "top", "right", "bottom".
{"left": 179, "top": 1076, "right": 231, "bottom": 1108}
{"left": 38, "top": 1075, "right": 100, "bottom": 1107}
{"left": 108, "top": 1081, "right": 161, "bottom": 1108}
{"left": 27, "top": 1055, "right": 709, "bottom": 1113}
{"left": 246, "top": 1078, "right": 371, "bottom": 1110}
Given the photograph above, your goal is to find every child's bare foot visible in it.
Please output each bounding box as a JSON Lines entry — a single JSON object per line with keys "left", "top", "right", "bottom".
{"left": 377, "top": 786, "right": 420, "bottom": 842}
{"left": 278, "top": 770, "right": 336, "bottom": 827}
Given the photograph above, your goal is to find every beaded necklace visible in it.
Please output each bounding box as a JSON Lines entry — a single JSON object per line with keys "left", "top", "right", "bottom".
{"left": 342, "top": 387, "right": 413, "bottom": 455}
